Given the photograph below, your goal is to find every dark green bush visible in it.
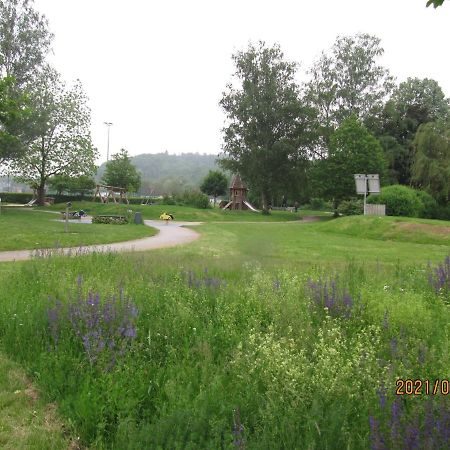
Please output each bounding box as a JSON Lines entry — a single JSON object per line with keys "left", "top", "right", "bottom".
{"left": 415, "top": 190, "right": 438, "bottom": 219}
{"left": 309, "top": 198, "right": 326, "bottom": 210}
{"left": 174, "top": 190, "right": 210, "bottom": 209}
{"left": 0, "top": 192, "right": 34, "bottom": 204}
{"left": 92, "top": 215, "right": 129, "bottom": 225}
{"left": 337, "top": 198, "right": 363, "bottom": 216}
{"left": 367, "top": 185, "right": 422, "bottom": 217}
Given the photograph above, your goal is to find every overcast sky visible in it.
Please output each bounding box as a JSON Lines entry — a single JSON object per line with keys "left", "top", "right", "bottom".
{"left": 33, "top": 0, "right": 449, "bottom": 164}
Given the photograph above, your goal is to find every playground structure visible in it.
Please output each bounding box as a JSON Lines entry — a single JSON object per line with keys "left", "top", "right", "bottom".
{"left": 93, "top": 184, "right": 129, "bottom": 204}
{"left": 221, "top": 174, "right": 259, "bottom": 211}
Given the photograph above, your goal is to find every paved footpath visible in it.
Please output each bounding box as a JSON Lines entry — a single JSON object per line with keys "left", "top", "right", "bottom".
{"left": 0, "top": 220, "right": 201, "bottom": 263}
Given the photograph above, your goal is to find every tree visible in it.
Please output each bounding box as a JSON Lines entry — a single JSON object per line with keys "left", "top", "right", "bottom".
{"left": 200, "top": 170, "right": 227, "bottom": 205}
{"left": 311, "top": 116, "right": 387, "bottom": 214}
{"left": 102, "top": 148, "right": 141, "bottom": 193}
{"left": 305, "top": 34, "right": 394, "bottom": 156}
{"left": 9, "top": 67, "right": 97, "bottom": 204}
{"left": 426, "top": 0, "right": 445, "bottom": 7}
{"left": 0, "top": 0, "right": 53, "bottom": 87}
{"left": 411, "top": 121, "right": 450, "bottom": 204}
{"left": 373, "top": 78, "right": 449, "bottom": 184}
{"left": 48, "top": 174, "right": 96, "bottom": 197}
{"left": 0, "top": 76, "right": 30, "bottom": 164}
{"left": 219, "top": 41, "right": 314, "bottom": 213}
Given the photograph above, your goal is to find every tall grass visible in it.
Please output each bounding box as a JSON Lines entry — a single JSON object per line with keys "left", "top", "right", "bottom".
{"left": 0, "top": 250, "right": 448, "bottom": 449}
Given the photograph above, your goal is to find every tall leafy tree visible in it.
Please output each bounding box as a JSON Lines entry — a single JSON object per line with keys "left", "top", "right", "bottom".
{"left": 9, "top": 67, "right": 97, "bottom": 204}
{"left": 0, "top": 75, "right": 29, "bottom": 164}
{"left": 220, "top": 41, "right": 314, "bottom": 212}
{"left": 200, "top": 170, "right": 227, "bottom": 205}
{"left": 411, "top": 120, "right": 450, "bottom": 204}
{"left": 306, "top": 33, "right": 394, "bottom": 156}
{"left": 0, "top": 0, "right": 53, "bottom": 86}
{"left": 311, "top": 116, "right": 386, "bottom": 214}
{"left": 374, "top": 78, "right": 449, "bottom": 184}
{"left": 102, "top": 148, "right": 141, "bottom": 193}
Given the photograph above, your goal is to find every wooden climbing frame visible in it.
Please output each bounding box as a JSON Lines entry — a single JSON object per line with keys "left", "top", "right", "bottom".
{"left": 93, "top": 184, "right": 129, "bottom": 204}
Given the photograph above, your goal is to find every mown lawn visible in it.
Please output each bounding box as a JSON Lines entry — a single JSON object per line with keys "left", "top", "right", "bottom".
{"left": 43, "top": 201, "right": 332, "bottom": 222}
{"left": 0, "top": 214, "right": 448, "bottom": 449}
{"left": 0, "top": 208, "right": 157, "bottom": 251}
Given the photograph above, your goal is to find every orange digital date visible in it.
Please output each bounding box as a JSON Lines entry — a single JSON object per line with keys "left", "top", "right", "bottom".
{"left": 396, "top": 379, "right": 449, "bottom": 396}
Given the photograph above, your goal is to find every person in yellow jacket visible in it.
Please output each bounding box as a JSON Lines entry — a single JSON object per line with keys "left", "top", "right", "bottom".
{"left": 159, "top": 212, "right": 174, "bottom": 224}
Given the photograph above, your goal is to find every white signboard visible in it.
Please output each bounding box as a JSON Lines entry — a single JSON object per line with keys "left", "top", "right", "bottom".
{"left": 354, "top": 174, "right": 367, "bottom": 194}
{"left": 367, "top": 174, "right": 380, "bottom": 193}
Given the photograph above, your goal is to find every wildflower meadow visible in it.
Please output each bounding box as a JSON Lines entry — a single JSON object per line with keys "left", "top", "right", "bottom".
{"left": 0, "top": 228, "right": 448, "bottom": 449}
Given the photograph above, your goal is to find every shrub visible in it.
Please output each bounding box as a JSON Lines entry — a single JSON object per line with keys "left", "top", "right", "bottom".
{"left": 434, "top": 204, "right": 450, "bottom": 220}
{"left": 415, "top": 190, "right": 438, "bottom": 219}
{"left": 309, "top": 197, "right": 326, "bottom": 210}
{"left": 337, "top": 198, "right": 363, "bottom": 216}
{"left": 0, "top": 192, "right": 34, "bottom": 204}
{"left": 174, "top": 190, "right": 210, "bottom": 209}
{"left": 162, "top": 195, "right": 176, "bottom": 205}
{"left": 367, "top": 185, "right": 422, "bottom": 217}
{"left": 92, "top": 215, "right": 129, "bottom": 225}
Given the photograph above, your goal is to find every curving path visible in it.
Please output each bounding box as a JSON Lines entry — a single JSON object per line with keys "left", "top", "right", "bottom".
{"left": 0, "top": 220, "right": 201, "bottom": 263}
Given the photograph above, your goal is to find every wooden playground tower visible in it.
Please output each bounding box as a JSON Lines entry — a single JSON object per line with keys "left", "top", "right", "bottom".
{"left": 222, "top": 174, "right": 258, "bottom": 211}
{"left": 93, "top": 184, "right": 129, "bottom": 204}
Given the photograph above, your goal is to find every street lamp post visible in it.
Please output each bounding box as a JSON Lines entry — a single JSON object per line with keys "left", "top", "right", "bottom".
{"left": 104, "top": 121, "right": 113, "bottom": 161}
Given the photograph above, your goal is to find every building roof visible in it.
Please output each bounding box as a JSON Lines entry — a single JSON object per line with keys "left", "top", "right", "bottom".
{"left": 230, "top": 173, "right": 247, "bottom": 190}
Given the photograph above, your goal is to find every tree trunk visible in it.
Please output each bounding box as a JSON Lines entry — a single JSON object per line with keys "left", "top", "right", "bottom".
{"left": 261, "top": 191, "right": 271, "bottom": 215}
{"left": 333, "top": 198, "right": 339, "bottom": 217}
{"left": 36, "top": 185, "right": 46, "bottom": 206}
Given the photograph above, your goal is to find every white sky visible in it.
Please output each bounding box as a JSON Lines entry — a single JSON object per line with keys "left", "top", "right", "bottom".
{"left": 33, "top": 0, "right": 450, "bottom": 164}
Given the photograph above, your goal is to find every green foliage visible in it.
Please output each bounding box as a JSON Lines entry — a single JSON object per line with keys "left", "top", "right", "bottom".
{"left": 426, "top": 0, "right": 445, "bottom": 7}
{"left": 337, "top": 198, "right": 363, "bottom": 216}
{"left": 373, "top": 78, "right": 449, "bottom": 185}
{"left": 102, "top": 148, "right": 141, "bottom": 193}
{"left": 48, "top": 174, "right": 96, "bottom": 196}
{"left": 0, "top": 76, "right": 30, "bottom": 163}
{"left": 306, "top": 33, "right": 393, "bottom": 155}
{"left": 174, "top": 190, "right": 210, "bottom": 209}
{"left": 0, "top": 0, "right": 53, "bottom": 86}
{"left": 312, "top": 116, "right": 386, "bottom": 211}
{"left": 220, "top": 41, "right": 313, "bottom": 211}
{"left": 200, "top": 170, "right": 227, "bottom": 202}
{"left": 415, "top": 189, "right": 438, "bottom": 218}
{"left": 0, "top": 191, "right": 33, "bottom": 203}
{"left": 367, "top": 185, "right": 422, "bottom": 217}
{"left": 91, "top": 215, "right": 129, "bottom": 225}
{"left": 309, "top": 197, "right": 328, "bottom": 210}
{"left": 9, "top": 67, "right": 97, "bottom": 205}
{"left": 411, "top": 121, "right": 450, "bottom": 204}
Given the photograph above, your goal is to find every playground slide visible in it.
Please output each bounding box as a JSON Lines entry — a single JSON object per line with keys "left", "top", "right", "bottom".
{"left": 243, "top": 201, "right": 259, "bottom": 212}
{"left": 222, "top": 201, "right": 232, "bottom": 210}
{"left": 26, "top": 199, "right": 36, "bottom": 206}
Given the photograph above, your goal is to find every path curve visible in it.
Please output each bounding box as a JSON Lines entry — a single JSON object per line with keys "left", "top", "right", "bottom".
{"left": 0, "top": 220, "right": 201, "bottom": 263}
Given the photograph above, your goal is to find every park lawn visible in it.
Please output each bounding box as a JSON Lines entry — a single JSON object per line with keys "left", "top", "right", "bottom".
{"left": 43, "top": 201, "right": 332, "bottom": 222}
{"left": 314, "top": 215, "right": 450, "bottom": 246}
{"left": 0, "top": 208, "right": 157, "bottom": 251}
{"left": 142, "top": 216, "right": 450, "bottom": 271}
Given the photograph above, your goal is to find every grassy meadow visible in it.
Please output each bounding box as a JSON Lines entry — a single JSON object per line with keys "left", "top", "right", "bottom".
{"left": 0, "top": 207, "right": 449, "bottom": 449}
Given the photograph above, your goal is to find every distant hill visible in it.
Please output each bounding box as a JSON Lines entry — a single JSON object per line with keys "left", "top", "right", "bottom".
{"left": 97, "top": 152, "right": 224, "bottom": 195}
